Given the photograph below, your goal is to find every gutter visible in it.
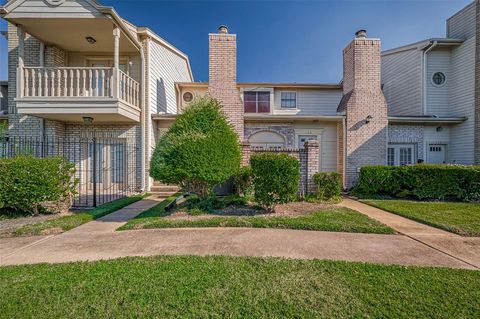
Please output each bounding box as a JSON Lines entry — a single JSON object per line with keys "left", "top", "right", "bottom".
{"left": 388, "top": 116, "right": 467, "bottom": 124}
{"left": 422, "top": 40, "right": 438, "bottom": 114}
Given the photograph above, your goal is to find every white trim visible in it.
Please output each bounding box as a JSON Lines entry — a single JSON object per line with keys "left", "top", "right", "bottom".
{"left": 430, "top": 71, "right": 447, "bottom": 88}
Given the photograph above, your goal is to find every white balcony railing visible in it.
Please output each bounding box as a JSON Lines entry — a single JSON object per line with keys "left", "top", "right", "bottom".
{"left": 19, "top": 67, "right": 140, "bottom": 108}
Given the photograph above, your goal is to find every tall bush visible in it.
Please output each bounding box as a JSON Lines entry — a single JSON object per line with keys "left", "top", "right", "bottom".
{"left": 0, "top": 156, "right": 77, "bottom": 215}
{"left": 251, "top": 153, "right": 299, "bottom": 210}
{"left": 353, "top": 164, "right": 480, "bottom": 201}
{"left": 313, "top": 172, "right": 342, "bottom": 202}
{"left": 150, "top": 97, "right": 241, "bottom": 197}
{"left": 232, "top": 166, "right": 253, "bottom": 197}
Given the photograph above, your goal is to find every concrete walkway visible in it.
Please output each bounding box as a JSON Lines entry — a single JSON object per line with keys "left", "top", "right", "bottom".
{"left": 0, "top": 197, "right": 478, "bottom": 270}
{"left": 340, "top": 198, "right": 480, "bottom": 269}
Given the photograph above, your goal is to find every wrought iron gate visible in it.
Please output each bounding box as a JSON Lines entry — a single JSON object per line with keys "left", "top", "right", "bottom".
{"left": 0, "top": 136, "right": 139, "bottom": 207}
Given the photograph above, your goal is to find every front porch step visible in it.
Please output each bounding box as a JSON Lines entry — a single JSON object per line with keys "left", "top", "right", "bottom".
{"left": 150, "top": 186, "right": 180, "bottom": 192}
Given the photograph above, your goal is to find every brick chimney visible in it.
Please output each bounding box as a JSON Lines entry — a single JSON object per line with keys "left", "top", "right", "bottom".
{"left": 340, "top": 30, "right": 388, "bottom": 187}
{"left": 208, "top": 25, "right": 244, "bottom": 140}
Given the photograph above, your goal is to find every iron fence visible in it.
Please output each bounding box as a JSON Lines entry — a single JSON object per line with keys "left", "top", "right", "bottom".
{"left": 0, "top": 136, "right": 140, "bottom": 207}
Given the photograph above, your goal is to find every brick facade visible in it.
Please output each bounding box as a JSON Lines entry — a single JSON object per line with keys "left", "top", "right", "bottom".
{"left": 207, "top": 29, "right": 245, "bottom": 140}
{"left": 475, "top": 0, "right": 480, "bottom": 164}
{"left": 341, "top": 35, "right": 388, "bottom": 187}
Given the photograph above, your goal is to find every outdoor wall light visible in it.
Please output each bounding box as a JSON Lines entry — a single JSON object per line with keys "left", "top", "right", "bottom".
{"left": 85, "top": 36, "right": 97, "bottom": 44}
{"left": 365, "top": 115, "right": 373, "bottom": 124}
{"left": 83, "top": 117, "right": 94, "bottom": 125}
{"left": 436, "top": 126, "right": 443, "bottom": 132}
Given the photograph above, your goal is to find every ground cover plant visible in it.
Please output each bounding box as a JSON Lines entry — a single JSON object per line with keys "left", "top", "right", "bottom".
{"left": 362, "top": 199, "right": 480, "bottom": 236}
{"left": 0, "top": 255, "right": 478, "bottom": 318}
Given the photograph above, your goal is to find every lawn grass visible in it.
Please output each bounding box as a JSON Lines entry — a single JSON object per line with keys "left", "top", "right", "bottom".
{"left": 0, "top": 255, "right": 478, "bottom": 318}
{"left": 13, "top": 194, "right": 147, "bottom": 237}
{"left": 362, "top": 199, "right": 480, "bottom": 236}
{"left": 120, "top": 197, "right": 394, "bottom": 234}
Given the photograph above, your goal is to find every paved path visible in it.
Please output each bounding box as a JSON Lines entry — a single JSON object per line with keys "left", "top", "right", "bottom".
{"left": 340, "top": 198, "right": 480, "bottom": 269}
{"left": 0, "top": 197, "right": 478, "bottom": 270}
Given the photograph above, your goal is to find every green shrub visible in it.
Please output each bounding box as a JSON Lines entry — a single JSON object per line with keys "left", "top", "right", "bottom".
{"left": 251, "top": 153, "right": 299, "bottom": 211}
{"left": 313, "top": 172, "right": 342, "bottom": 202}
{"left": 0, "top": 156, "right": 77, "bottom": 215}
{"left": 232, "top": 166, "right": 253, "bottom": 196}
{"left": 150, "top": 97, "right": 241, "bottom": 197}
{"left": 352, "top": 164, "right": 480, "bottom": 201}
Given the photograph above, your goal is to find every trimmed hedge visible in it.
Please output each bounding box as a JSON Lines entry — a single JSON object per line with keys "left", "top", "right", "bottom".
{"left": 0, "top": 156, "right": 77, "bottom": 215}
{"left": 352, "top": 164, "right": 480, "bottom": 201}
{"left": 251, "top": 153, "right": 299, "bottom": 210}
{"left": 313, "top": 172, "right": 342, "bottom": 202}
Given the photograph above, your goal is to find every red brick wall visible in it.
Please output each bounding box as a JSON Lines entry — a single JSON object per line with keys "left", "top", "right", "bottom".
{"left": 342, "top": 37, "right": 388, "bottom": 187}
{"left": 207, "top": 33, "right": 245, "bottom": 140}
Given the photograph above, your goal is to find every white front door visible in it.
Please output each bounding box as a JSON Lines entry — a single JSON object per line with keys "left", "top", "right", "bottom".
{"left": 428, "top": 144, "right": 446, "bottom": 164}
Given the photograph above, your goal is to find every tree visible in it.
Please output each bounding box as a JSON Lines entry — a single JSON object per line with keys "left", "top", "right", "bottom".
{"left": 150, "top": 97, "right": 241, "bottom": 197}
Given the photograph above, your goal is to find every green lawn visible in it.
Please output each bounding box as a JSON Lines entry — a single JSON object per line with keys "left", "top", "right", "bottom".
{"left": 0, "top": 256, "right": 478, "bottom": 318}
{"left": 362, "top": 200, "right": 480, "bottom": 236}
{"left": 120, "top": 196, "right": 394, "bottom": 234}
{"left": 12, "top": 194, "right": 147, "bottom": 237}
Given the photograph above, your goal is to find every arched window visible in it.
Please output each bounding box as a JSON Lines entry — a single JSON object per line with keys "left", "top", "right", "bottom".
{"left": 248, "top": 131, "right": 286, "bottom": 149}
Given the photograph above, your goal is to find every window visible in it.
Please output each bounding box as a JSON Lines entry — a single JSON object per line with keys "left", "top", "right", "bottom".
{"left": 281, "top": 92, "right": 297, "bottom": 108}
{"left": 432, "top": 72, "right": 446, "bottom": 86}
{"left": 298, "top": 135, "right": 317, "bottom": 149}
{"left": 387, "top": 144, "right": 416, "bottom": 166}
{"left": 387, "top": 148, "right": 395, "bottom": 166}
{"left": 244, "top": 91, "right": 270, "bottom": 113}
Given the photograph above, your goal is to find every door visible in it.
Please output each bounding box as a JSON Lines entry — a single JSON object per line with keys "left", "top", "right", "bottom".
{"left": 387, "top": 144, "right": 415, "bottom": 166}
{"left": 298, "top": 135, "right": 317, "bottom": 149}
{"left": 428, "top": 144, "right": 446, "bottom": 164}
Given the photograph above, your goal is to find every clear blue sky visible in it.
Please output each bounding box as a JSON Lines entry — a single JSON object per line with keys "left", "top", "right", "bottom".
{"left": 0, "top": 0, "right": 473, "bottom": 83}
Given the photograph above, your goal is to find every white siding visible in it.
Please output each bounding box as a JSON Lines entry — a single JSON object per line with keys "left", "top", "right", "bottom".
{"left": 148, "top": 40, "right": 191, "bottom": 114}
{"left": 449, "top": 37, "right": 475, "bottom": 164}
{"left": 294, "top": 122, "right": 338, "bottom": 172}
{"left": 426, "top": 49, "right": 451, "bottom": 116}
{"left": 381, "top": 48, "right": 423, "bottom": 116}
{"left": 10, "top": 0, "right": 102, "bottom": 18}
{"left": 447, "top": 2, "right": 476, "bottom": 40}
{"left": 67, "top": 53, "right": 142, "bottom": 83}
{"left": 273, "top": 89, "right": 342, "bottom": 115}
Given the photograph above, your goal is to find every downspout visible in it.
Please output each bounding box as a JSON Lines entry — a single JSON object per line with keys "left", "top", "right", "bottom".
{"left": 422, "top": 41, "right": 437, "bottom": 115}
{"left": 140, "top": 44, "right": 146, "bottom": 192}
{"left": 342, "top": 117, "right": 347, "bottom": 189}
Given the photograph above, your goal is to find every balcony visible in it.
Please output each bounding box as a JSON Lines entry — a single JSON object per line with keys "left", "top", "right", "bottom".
{"left": 16, "top": 66, "right": 141, "bottom": 123}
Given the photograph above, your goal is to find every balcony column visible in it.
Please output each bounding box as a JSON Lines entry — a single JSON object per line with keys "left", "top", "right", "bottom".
{"left": 112, "top": 26, "right": 121, "bottom": 98}
{"left": 16, "top": 26, "right": 25, "bottom": 98}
